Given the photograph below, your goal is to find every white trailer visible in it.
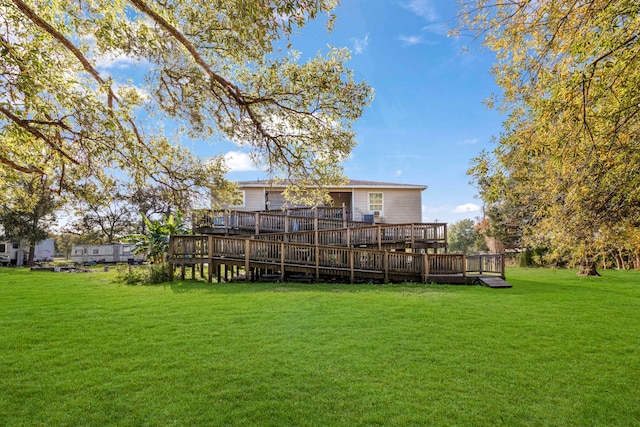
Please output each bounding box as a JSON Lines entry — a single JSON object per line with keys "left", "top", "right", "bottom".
{"left": 71, "top": 243, "right": 145, "bottom": 264}
{"left": 0, "top": 238, "right": 55, "bottom": 266}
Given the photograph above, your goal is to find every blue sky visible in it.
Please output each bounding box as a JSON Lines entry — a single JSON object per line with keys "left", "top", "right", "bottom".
{"left": 103, "top": 1, "right": 504, "bottom": 224}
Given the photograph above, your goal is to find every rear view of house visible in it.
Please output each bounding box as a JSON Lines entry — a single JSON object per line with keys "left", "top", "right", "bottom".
{"left": 230, "top": 179, "right": 427, "bottom": 224}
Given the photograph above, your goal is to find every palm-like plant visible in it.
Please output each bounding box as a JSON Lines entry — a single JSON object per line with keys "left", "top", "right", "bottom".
{"left": 128, "top": 212, "right": 190, "bottom": 264}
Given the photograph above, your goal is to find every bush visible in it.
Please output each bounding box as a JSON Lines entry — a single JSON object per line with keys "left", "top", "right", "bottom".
{"left": 116, "top": 264, "right": 170, "bottom": 285}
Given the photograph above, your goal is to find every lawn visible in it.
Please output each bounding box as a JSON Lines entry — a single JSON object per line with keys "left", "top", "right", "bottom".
{"left": 1, "top": 267, "right": 638, "bottom": 426}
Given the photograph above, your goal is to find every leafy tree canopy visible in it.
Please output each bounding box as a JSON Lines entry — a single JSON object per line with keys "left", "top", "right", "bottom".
{"left": 460, "top": 0, "right": 640, "bottom": 273}
{"left": 1, "top": 0, "right": 373, "bottom": 206}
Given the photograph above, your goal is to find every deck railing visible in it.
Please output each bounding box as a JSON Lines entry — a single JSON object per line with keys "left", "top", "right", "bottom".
{"left": 252, "top": 222, "right": 447, "bottom": 250}
{"left": 466, "top": 254, "right": 505, "bottom": 278}
{"left": 192, "top": 209, "right": 366, "bottom": 234}
{"left": 169, "top": 235, "right": 503, "bottom": 283}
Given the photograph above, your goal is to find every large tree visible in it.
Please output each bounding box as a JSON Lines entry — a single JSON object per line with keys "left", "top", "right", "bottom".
{"left": 460, "top": 0, "right": 640, "bottom": 274}
{"left": 0, "top": 175, "right": 58, "bottom": 265}
{"left": 1, "top": 0, "right": 373, "bottom": 205}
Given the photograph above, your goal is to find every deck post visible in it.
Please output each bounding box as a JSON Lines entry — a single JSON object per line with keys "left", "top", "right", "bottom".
{"left": 168, "top": 236, "right": 175, "bottom": 281}
{"left": 384, "top": 252, "right": 389, "bottom": 284}
{"left": 462, "top": 255, "right": 467, "bottom": 278}
{"left": 501, "top": 254, "right": 506, "bottom": 279}
{"left": 411, "top": 225, "right": 415, "bottom": 248}
{"left": 315, "top": 244, "right": 320, "bottom": 281}
{"left": 377, "top": 226, "right": 382, "bottom": 251}
{"left": 208, "top": 236, "right": 214, "bottom": 282}
{"left": 280, "top": 243, "right": 285, "bottom": 282}
{"left": 342, "top": 204, "right": 347, "bottom": 228}
{"left": 422, "top": 253, "right": 429, "bottom": 283}
{"left": 349, "top": 251, "right": 355, "bottom": 284}
{"left": 254, "top": 212, "right": 260, "bottom": 235}
{"left": 346, "top": 228, "right": 351, "bottom": 247}
{"left": 245, "top": 239, "right": 251, "bottom": 282}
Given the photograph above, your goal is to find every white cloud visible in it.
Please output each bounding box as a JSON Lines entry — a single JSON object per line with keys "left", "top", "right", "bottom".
{"left": 352, "top": 33, "right": 370, "bottom": 55}
{"left": 94, "top": 51, "right": 145, "bottom": 70}
{"left": 452, "top": 203, "right": 482, "bottom": 213}
{"left": 224, "top": 151, "right": 259, "bottom": 172}
{"left": 403, "top": 0, "right": 438, "bottom": 22}
{"left": 395, "top": 169, "right": 403, "bottom": 176}
{"left": 399, "top": 35, "right": 423, "bottom": 46}
{"left": 422, "top": 22, "right": 449, "bottom": 36}
{"left": 457, "top": 138, "right": 478, "bottom": 145}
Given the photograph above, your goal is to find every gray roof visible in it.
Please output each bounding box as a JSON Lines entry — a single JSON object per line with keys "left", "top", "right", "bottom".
{"left": 236, "top": 179, "right": 427, "bottom": 191}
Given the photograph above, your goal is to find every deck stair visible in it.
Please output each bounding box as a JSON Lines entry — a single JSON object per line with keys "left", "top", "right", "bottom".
{"left": 476, "top": 276, "right": 512, "bottom": 288}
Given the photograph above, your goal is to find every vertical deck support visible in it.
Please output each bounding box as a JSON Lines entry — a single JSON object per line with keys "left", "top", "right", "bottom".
{"left": 349, "top": 251, "right": 355, "bottom": 284}
{"left": 245, "top": 239, "right": 251, "bottom": 282}
{"left": 501, "top": 254, "right": 506, "bottom": 279}
{"left": 168, "top": 236, "right": 175, "bottom": 282}
{"left": 377, "top": 226, "right": 382, "bottom": 251}
{"left": 462, "top": 255, "right": 467, "bottom": 278}
{"left": 254, "top": 212, "right": 260, "bottom": 235}
{"left": 384, "top": 252, "right": 389, "bottom": 284}
{"left": 422, "top": 253, "right": 429, "bottom": 283}
{"left": 207, "top": 236, "right": 213, "bottom": 282}
{"left": 280, "top": 243, "right": 285, "bottom": 282}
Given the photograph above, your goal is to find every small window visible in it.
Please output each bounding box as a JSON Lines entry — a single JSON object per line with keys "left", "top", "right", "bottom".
{"left": 0, "top": 243, "right": 6, "bottom": 252}
{"left": 368, "top": 192, "right": 383, "bottom": 212}
{"left": 123, "top": 246, "right": 130, "bottom": 253}
{"left": 12, "top": 243, "right": 19, "bottom": 249}
{"left": 75, "top": 250, "right": 82, "bottom": 255}
{"left": 231, "top": 190, "right": 245, "bottom": 207}
{"left": 93, "top": 249, "right": 99, "bottom": 254}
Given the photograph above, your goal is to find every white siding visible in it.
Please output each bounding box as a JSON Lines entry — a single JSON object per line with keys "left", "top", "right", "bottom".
{"left": 353, "top": 188, "right": 422, "bottom": 223}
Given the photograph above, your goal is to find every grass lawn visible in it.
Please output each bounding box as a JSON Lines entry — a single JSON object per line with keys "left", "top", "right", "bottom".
{"left": 1, "top": 267, "right": 639, "bottom": 426}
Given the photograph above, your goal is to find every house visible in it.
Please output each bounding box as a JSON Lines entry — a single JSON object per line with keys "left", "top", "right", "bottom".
{"left": 70, "top": 243, "right": 144, "bottom": 264}
{"left": 0, "top": 238, "right": 55, "bottom": 266}
{"left": 229, "top": 179, "right": 427, "bottom": 224}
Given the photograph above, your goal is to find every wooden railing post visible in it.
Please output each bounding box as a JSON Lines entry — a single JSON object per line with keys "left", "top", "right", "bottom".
{"left": 244, "top": 239, "right": 250, "bottom": 282}
{"left": 346, "top": 228, "right": 351, "bottom": 247}
{"left": 280, "top": 243, "right": 285, "bottom": 282}
{"left": 501, "top": 254, "right": 506, "bottom": 279}
{"left": 349, "top": 251, "right": 355, "bottom": 284}
{"left": 384, "top": 252, "right": 389, "bottom": 284}
{"left": 423, "top": 253, "right": 429, "bottom": 283}
{"left": 462, "top": 255, "right": 467, "bottom": 278}
{"left": 254, "top": 212, "right": 260, "bottom": 235}
{"left": 315, "top": 244, "right": 319, "bottom": 281}
{"left": 377, "top": 226, "right": 382, "bottom": 251}
{"left": 207, "top": 235, "right": 214, "bottom": 283}
{"left": 168, "top": 236, "right": 174, "bottom": 281}
{"left": 342, "top": 204, "right": 347, "bottom": 228}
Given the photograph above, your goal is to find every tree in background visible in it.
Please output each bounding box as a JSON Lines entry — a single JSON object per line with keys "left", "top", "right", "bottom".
{"left": 448, "top": 219, "right": 487, "bottom": 255}
{"left": 1, "top": 0, "right": 373, "bottom": 207}
{"left": 0, "top": 176, "right": 58, "bottom": 265}
{"left": 459, "top": 0, "right": 640, "bottom": 274}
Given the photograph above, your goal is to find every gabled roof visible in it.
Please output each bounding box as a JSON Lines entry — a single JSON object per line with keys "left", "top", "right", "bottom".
{"left": 236, "top": 179, "right": 427, "bottom": 191}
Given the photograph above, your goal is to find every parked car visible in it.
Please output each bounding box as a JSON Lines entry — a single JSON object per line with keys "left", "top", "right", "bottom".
{"left": 0, "top": 254, "right": 10, "bottom": 266}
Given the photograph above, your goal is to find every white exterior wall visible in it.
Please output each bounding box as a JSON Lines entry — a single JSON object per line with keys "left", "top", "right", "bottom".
{"left": 352, "top": 188, "right": 422, "bottom": 224}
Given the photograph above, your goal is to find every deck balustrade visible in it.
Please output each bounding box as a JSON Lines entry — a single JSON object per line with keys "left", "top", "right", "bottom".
{"left": 168, "top": 235, "right": 503, "bottom": 284}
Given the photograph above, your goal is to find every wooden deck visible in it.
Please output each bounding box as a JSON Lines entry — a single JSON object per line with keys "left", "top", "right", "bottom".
{"left": 168, "top": 235, "right": 505, "bottom": 285}
{"left": 193, "top": 208, "right": 365, "bottom": 235}
{"left": 193, "top": 209, "right": 447, "bottom": 252}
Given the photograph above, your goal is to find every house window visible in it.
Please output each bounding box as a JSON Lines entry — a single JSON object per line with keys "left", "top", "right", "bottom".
{"left": 231, "top": 190, "right": 245, "bottom": 207}
{"left": 93, "top": 249, "right": 99, "bottom": 255}
{"left": 368, "top": 192, "right": 383, "bottom": 213}
{"left": 0, "top": 243, "right": 5, "bottom": 252}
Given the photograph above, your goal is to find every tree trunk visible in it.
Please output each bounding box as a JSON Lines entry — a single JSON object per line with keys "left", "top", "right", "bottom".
{"left": 578, "top": 256, "right": 600, "bottom": 276}
{"left": 28, "top": 245, "right": 35, "bottom": 266}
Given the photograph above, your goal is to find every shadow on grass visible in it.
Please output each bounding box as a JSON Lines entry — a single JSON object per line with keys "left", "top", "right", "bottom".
{"left": 161, "top": 278, "right": 459, "bottom": 295}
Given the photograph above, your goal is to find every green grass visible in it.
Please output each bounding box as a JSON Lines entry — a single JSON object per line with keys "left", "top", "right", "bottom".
{"left": 1, "top": 267, "right": 639, "bottom": 426}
